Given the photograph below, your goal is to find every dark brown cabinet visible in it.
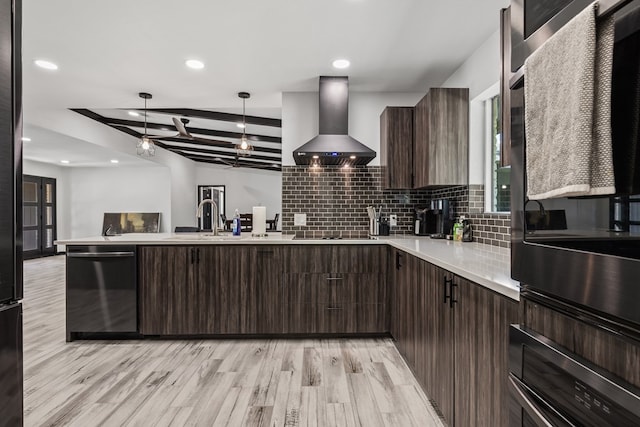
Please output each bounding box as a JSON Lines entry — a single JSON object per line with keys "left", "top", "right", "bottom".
{"left": 380, "top": 107, "right": 414, "bottom": 189}
{"left": 139, "top": 246, "right": 200, "bottom": 335}
{"left": 283, "top": 245, "right": 388, "bottom": 334}
{"left": 414, "top": 88, "right": 469, "bottom": 188}
{"left": 139, "top": 245, "right": 283, "bottom": 335}
{"left": 453, "top": 275, "right": 518, "bottom": 426}
{"left": 391, "top": 250, "right": 518, "bottom": 426}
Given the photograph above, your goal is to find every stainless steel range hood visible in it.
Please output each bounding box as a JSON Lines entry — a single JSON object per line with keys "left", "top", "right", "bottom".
{"left": 293, "top": 76, "right": 376, "bottom": 166}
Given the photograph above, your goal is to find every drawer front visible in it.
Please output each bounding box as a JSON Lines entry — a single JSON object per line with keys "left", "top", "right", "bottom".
{"left": 284, "top": 273, "right": 384, "bottom": 305}
{"left": 283, "top": 303, "right": 386, "bottom": 334}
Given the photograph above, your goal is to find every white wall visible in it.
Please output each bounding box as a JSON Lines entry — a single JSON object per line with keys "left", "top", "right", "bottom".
{"left": 26, "top": 108, "right": 197, "bottom": 230}
{"left": 281, "top": 91, "right": 425, "bottom": 166}
{"left": 68, "top": 166, "right": 172, "bottom": 237}
{"left": 442, "top": 30, "right": 501, "bottom": 99}
{"left": 196, "top": 164, "right": 282, "bottom": 228}
{"left": 442, "top": 29, "right": 501, "bottom": 187}
{"left": 23, "top": 160, "right": 71, "bottom": 252}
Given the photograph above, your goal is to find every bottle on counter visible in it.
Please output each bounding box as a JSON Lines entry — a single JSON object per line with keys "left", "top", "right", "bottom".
{"left": 232, "top": 209, "right": 241, "bottom": 236}
{"left": 453, "top": 216, "right": 464, "bottom": 242}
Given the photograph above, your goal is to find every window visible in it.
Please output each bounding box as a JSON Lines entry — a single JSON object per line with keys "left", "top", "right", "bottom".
{"left": 486, "top": 94, "right": 510, "bottom": 213}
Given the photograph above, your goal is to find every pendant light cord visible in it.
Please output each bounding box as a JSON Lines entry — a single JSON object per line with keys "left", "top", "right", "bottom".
{"left": 144, "top": 97, "right": 148, "bottom": 135}
{"left": 242, "top": 97, "right": 246, "bottom": 140}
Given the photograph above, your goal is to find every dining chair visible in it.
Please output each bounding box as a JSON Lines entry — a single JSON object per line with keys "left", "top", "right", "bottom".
{"left": 240, "top": 213, "right": 253, "bottom": 232}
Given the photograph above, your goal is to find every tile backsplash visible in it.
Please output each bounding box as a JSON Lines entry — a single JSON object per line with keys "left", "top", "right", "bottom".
{"left": 282, "top": 166, "right": 511, "bottom": 247}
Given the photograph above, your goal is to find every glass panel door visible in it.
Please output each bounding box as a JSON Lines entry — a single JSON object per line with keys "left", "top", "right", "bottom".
{"left": 22, "top": 175, "right": 57, "bottom": 259}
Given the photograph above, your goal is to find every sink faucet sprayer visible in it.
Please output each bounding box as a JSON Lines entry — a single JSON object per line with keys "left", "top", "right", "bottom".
{"left": 196, "top": 199, "right": 219, "bottom": 235}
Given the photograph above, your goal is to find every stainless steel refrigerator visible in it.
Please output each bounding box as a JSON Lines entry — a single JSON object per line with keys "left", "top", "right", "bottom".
{"left": 0, "top": 0, "right": 23, "bottom": 424}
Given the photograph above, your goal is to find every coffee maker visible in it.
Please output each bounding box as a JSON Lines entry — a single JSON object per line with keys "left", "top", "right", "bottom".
{"left": 429, "top": 199, "right": 453, "bottom": 239}
{"left": 413, "top": 199, "right": 453, "bottom": 238}
{"left": 414, "top": 207, "right": 435, "bottom": 236}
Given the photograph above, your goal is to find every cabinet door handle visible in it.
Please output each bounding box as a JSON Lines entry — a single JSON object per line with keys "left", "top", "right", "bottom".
{"left": 190, "top": 248, "right": 195, "bottom": 264}
{"left": 326, "top": 277, "right": 344, "bottom": 281}
{"left": 450, "top": 280, "right": 458, "bottom": 308}
{"left": 327, "top": 306, "right": 343, "bottom": 311}
{"left": 443, "top": 276, "right": 452, "bottom": 304}
{"left": 196, "top": 248, "right": 201, "bottom": 264}
{"left": 396, "top": 252, "right": 403, "bottom": 270}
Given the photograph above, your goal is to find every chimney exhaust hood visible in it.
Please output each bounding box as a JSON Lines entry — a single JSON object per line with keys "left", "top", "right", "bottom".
{"left": 293, "top": 76, "right": 376, "bottom": 166}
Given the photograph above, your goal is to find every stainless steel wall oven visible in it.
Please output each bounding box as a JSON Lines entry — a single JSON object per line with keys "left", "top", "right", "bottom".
{"left": 510, "top": 0, "right": 640, "bottom": 330}
{"left": 509, "top": 325, "right": 640, "bottom": 426}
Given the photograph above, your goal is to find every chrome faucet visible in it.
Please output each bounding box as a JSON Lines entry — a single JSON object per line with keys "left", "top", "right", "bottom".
{"left": 196, "top": 199, "right": 219, "bottom": 235}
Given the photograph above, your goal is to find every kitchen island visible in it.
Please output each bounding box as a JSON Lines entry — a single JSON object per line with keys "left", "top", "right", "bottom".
{"left": 57, "top": 233, "right": 518, "bottom": 340}
{"left": 58, "top": 232, "right": 520, "bottom": 426}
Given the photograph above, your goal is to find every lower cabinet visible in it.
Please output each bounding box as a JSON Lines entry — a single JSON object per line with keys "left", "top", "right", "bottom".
{"left": 282, "top": 245, "right": 388, "bottom": 334}
{"left": 139, "top": 245, "right": 283, "bottom": 335}
{"left": 283, "top": 272, "right": 386, "bottom": 333}
{"left": 391, "top": 249, "right": 518, "bottom": 426}
{"left": 139, "top": 244, "right": 386, "bottom": 336}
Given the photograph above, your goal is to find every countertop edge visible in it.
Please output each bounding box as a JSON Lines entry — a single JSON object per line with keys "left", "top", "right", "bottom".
{"left": 56, "top": 234, "right": 520, "bottom": 301}
{"left": 385, "top": 241, "right": 520, "bottom": 301}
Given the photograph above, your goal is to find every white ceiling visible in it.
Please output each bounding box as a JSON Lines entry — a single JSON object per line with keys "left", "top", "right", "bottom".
{"left": 22, "top": 0, "right": 509, "bottom": 164}
{"left": 23, "top": 124, "right": 158, "bottom": 167}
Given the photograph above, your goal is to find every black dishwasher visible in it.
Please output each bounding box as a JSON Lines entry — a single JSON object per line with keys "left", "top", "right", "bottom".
{"left": 66, "top": 245, "right": 137, "bottom": 340}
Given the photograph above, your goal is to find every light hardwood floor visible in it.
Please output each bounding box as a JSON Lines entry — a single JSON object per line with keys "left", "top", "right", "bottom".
{"left": 23, "top": 255, "right": 444, "bottom": 427}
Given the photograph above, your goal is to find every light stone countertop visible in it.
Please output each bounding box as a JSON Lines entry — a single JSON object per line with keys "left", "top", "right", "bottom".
{"left": 56, "top": 232, "right": 519, "bottom": 300}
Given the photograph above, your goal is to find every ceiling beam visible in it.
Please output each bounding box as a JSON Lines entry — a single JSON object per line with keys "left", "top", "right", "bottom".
{"left": 144, "top": 108, "right": 282, "bottom": 128}
{"left": 167, "top": 146, "right": 281, "bottom": 163}
{"left": 185, "top": 154, "right": 281, "bottom": 171}
{"left": 71, "top": 108, "right": 282, "bottom": 143}
{"left": 159, "top": 137, "right": 281, "bottom": 155}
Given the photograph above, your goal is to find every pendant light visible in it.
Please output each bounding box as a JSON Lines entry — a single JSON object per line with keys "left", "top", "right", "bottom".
{"left": 136, "top": 92, "right": 156, "bottom": 157}
{"left": 236, "top": 92, "right": 253, "bottom": 157}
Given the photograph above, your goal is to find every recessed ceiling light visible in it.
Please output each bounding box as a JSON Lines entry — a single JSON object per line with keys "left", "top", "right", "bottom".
{"left": 60, "top": 160, "right": 70, "bottom": 164}
{"left": 271, "top": 164, "right": 279, "bottom": 168}
{"left": 185, "top": 59, "right": 205, "bottom": 69}
{"left": 128, "top": 111, "right": 140, "bottom": 117}
{"left": 21, "top": 137, "right": 31, "bottom": 142}
{"left": 237, "top": 123, "right": 245, "bottom": 129}
{"left": 214, "top": 157, "right": 222, "bottom": 161}
{"left": 34, "top": 59, "right": 58, "bottom": 70}
{"left": 110, "top": 159, "right": 119, "bottom": 164}
{"left": 332, "top": 59, "right": 350, "bottom": 69}
{"left": 312, "top": 155, "right": 319, "bottom": 159}
{"left": 349, "top": 155, "right": 356, "bottom": 159}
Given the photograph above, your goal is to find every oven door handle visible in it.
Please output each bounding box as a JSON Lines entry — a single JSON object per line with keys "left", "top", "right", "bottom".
{"left": 508, "top": 375, "right": 555, "bottom": 427}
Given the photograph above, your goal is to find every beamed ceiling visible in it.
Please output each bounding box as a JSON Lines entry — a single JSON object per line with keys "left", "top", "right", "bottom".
{"left": 71, "top": 108, "right": 283, "bottom": 172}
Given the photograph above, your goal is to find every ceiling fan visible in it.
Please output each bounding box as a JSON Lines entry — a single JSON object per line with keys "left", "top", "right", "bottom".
{"left": 135, "top": 92, "right": 227, "bottom": 148}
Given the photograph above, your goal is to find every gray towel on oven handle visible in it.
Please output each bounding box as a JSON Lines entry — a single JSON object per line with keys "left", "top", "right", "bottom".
{"left": 524, "top": 1, "right": 616, "bottom": 200}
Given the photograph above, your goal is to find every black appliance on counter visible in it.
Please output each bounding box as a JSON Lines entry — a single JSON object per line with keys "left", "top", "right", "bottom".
{"left": 510, "top": 0, "right": 640, "bottom": 330}
{"left": 509, "top": 325, "right": 640, "bottom": 425}
{"left": 66, "top": 245, "right": 138, "bottom": 341}
{"left": 414, "top": 199, "right": 453, "bottom": 238}
{"left": 0, "top": 0, "right": 22, "bottom": 423}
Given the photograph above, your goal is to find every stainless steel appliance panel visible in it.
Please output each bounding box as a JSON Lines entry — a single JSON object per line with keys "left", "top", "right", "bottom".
{"left": 509, "top": 325, "right": 640, "bottom": 426}
{"left": 0, "top": 0, "right": 21, "bottom": 304}
{"left": 510, "top": 0, "right": 640, "bottom": 329}
{"left": 0, "top": 303, "right": 22, "bottom": 426}
{"left": 66, "top": 245, "right": 137, "bottom": 335}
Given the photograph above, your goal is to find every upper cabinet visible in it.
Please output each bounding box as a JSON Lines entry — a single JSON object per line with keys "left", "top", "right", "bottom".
{"left": 380, "top": 107, "right": 414, "bottom": 189}
{"left": 414, "top": 88, "right": 469, "bottom": 188}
